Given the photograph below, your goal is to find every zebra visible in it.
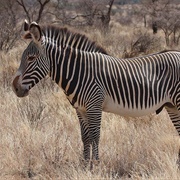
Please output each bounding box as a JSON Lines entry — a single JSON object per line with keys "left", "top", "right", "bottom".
{"left": 12, "top": 20, "right": 180, "bottom": 164}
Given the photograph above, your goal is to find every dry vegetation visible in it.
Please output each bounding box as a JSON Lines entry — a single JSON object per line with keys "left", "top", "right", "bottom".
{"left": 1, "top": 0, "right": 180, "bottom": 179}
{"left": 0, "top": 22, "right": 180, "bottom": 179}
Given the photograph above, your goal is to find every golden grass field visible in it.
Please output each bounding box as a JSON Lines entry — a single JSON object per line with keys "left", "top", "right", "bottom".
{"left": 1, "top": 24, "right": 180, "bottom": 179}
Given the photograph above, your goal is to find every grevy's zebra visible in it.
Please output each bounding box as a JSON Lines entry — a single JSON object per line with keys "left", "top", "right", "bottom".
{"left": 12, "top": 21, "right": 180, "bottom": 163}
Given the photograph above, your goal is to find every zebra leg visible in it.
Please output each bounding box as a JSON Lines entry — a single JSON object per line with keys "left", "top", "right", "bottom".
{"left": 166, "top": 106, "right": 180, "bottom": 163}
{"left": 86, "top": 105, "right": 102, "bottom": 162}
{"left": 76, "top": 110, "right": 91, "bottom": 161}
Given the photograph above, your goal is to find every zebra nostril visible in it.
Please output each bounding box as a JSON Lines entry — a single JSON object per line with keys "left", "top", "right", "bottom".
{"left": 12, "top": 75, "right": 20, "bottom": 93}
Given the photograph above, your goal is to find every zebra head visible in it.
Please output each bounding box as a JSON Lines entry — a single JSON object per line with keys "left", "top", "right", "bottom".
{"left": 12, "top": 20, "right": 49, "bottom": 97}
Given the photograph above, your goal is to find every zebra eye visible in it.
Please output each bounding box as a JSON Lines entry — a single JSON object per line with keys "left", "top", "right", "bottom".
{"left": 28, "top": 56, "right": 36, "bottom": 61}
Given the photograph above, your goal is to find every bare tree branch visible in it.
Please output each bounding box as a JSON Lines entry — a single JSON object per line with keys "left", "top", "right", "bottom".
{"left": 0, "top": 0, "right": 20, "bottom": 51}
{"left": 100, "top": 0, "right": 115, "bottom": 30}
{"left": 16, "top": 0, "right": 31, "bottom": 22}
{"left": 36, "top": 0, "right": 50, "bottom": 23}
{"left": 16, "top": 0, "right": 50, "bottom": 23}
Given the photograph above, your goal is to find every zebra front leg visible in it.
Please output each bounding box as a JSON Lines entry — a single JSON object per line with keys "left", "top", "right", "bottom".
{"left": 76, "top": 110, "right": 91, "bottom": 162}
{"left": 77, "top": 107, "right": 102, "bottom": 169}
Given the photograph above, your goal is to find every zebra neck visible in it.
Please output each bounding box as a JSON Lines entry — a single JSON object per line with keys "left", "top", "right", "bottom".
{"left": 48, "top": 45, "right": 82, "bottom": 95}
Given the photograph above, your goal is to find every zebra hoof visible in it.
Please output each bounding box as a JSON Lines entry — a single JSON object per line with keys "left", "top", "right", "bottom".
{"left": 79, "top": 158, "right": 91, "bottom": 170}
{"left": 89, "top": 159, "right": 100, "bottom": 171}
{"left": 92, "top": 159, "right": 100, "bottom": 166}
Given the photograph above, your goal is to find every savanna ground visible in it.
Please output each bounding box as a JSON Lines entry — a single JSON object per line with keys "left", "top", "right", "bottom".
{"left": 1, "top": 16, "right": 180, "bottom": 180}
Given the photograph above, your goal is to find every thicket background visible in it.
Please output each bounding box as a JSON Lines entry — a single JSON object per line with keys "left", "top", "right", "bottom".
{"left": 1, "top": 0, "right": 180, "bottom": 179}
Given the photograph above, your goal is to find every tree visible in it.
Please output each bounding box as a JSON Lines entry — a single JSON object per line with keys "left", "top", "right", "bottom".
{"left": 156, "top": 1, "right": 180, "bottom": 46}
{"left": 0, "top": 0, "right": 20, "bottom": 51}
{"left": 100, "top": 0, "right": 114, "bottom": 30}
{"left": 138, "top": 0, "right": 180, "bottom": 46}
{"left": 49, "top": 0, "right": 115, "bottom": 31}
{"left": 78, "top": 0, "right": 115, "bottom": 31}
{"left": 16, "top": 0, "right": 50, "bottom": 23}
{"left": 48, "top": 0, "right": 71, "bottom": 25}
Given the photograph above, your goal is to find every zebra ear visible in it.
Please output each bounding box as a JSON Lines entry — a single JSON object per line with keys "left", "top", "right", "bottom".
{"left": 29, "top": 22, "right": 42, "bottom": 42}
{"left": 23, "top": 20, "right": 32, "bottom": 39}
{"left": 24, "top": 19, "right": 29, "bottom": 31}
{"left": 23, "top": 21, "right": 42, "bottom": 42}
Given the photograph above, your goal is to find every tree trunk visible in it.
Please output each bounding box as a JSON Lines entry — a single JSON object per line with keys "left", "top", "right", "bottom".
{"left": 101, "top": 0, "right": 114, "bottom": 32}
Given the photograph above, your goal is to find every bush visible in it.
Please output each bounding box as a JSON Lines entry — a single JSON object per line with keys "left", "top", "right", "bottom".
{"left": 122, "top": 30, "right": 162, "bottom": 58}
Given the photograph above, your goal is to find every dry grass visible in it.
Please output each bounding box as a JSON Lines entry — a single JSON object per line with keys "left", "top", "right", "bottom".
{"left": 1, "top": 26, "right": 180, "bottom": 179}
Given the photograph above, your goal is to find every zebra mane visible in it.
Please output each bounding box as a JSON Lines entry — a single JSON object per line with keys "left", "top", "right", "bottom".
{"left": 157, "top": 49, "right": 180, "bottom": 54}
{"left": 42, "top": 25, "right": 107, "bottom": 55}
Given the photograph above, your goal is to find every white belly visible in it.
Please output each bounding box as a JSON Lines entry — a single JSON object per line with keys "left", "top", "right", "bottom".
{"left": 102, "top": 96, "right": 170, "bottom": 117}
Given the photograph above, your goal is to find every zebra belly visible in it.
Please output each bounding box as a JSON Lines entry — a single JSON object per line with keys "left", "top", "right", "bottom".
{"left": 102, "top": 96, "right": 170, "bottom": 117}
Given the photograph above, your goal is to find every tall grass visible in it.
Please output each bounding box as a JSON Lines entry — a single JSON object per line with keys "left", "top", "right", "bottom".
{"left": 0, "top": 25, "right": 180, "bottom": 179}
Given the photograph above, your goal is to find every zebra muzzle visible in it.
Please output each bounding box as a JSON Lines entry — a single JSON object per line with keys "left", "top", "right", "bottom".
{"left": 12, "top": 75, "right": 29, "bottom": 97}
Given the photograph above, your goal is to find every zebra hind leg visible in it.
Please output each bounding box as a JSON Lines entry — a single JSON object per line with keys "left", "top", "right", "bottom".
{"left": 166, "top": 106, "right": 180, "bottom": 165}
{"left": 86, "top": 105, "right": 102, "bottom": 170}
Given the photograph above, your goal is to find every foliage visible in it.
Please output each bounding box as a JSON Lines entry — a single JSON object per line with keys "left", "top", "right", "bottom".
{"left": 0, "top": 0, "right": 20, "bottom": 52}
{"left": 16, "top": 0, "right": 50, "bottom": 23}
{"left": 122, "top": 31, "right": 161, "bottom": 58}
{"left": 1, "top": 0, "right": 180, "bottom": 51}
{"left": 0, "top": 1, "right": 180, "bottom": 178}
{"left": 138, "top": 0, "right": 180, "bottom": 46}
